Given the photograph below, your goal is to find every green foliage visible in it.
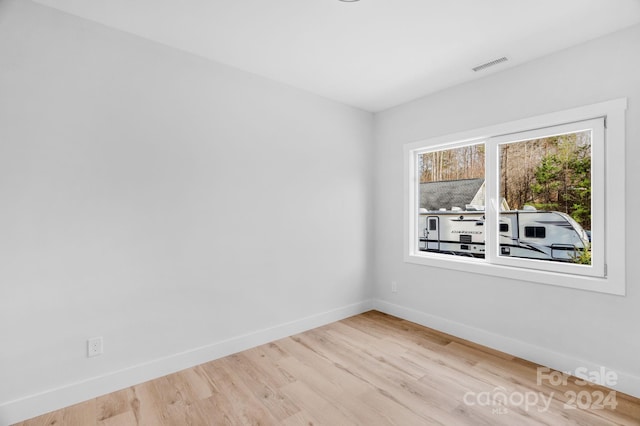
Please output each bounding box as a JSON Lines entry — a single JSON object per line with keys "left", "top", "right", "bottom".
{"left": 530, "top": 135, "right": 591, "bottom": 229}
{"left": 531, "top": 155, "right": 561, "bottom": 208}
{"left": 571, "top": 243, "right": 592, "bottom": 265}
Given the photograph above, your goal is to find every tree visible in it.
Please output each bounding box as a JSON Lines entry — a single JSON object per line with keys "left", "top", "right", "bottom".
{"left": 419, "top": 144, "right": 484, "bottom": 183}
{"left": 530, "top": 134, "right": 591, "bottom": 228}
{"left": 532, "top": 154, "right": 562, "bottom": 210}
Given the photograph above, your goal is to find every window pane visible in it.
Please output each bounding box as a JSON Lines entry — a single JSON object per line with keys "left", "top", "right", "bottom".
{"left": 418, "top": 144, "right": 485, "bottom": 257}
{"left": 498, "top": 131, "right": 591, "bottom": 264}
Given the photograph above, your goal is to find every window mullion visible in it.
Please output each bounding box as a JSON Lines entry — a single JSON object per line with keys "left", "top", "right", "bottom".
{"left": 485, "top": 140, "right": 499, "bottom": 264}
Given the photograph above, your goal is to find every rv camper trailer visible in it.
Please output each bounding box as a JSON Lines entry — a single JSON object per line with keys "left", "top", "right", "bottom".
{"left": 418, "top": 207, "right": 590, "bottom": 261}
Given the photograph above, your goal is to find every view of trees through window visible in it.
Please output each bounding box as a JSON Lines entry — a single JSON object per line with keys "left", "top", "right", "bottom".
{"left": 499, "top": 131, "right": 591, "bottom": 230}
{"left": 419, "top": 145, "right": 485, "bottom": 183}
{"left": 418, "top": 132, "right": 591, "bottom": 230}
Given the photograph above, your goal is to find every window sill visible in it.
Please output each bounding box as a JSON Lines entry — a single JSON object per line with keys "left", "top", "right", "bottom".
{"left": 405, "top": 251, "right": 625, "bottom": 296}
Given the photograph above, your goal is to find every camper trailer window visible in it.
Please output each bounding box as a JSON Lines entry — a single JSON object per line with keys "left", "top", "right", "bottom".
{"left": 499, "top": 223, "right": 509, "bottom": 232}
{"left": 524, "top": 226, "right": 546, "bottom": 239}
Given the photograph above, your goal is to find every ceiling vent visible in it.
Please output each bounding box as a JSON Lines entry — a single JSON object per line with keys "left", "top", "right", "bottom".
{"left": 472, "top": 56, "right": 508, "bottom": 72}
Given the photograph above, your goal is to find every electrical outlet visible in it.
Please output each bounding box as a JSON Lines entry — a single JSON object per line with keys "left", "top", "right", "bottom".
{"left": 391, "top": 281, "right": 398, "bottom": 293}
{"left": 87, "top": 337, "right": 103, "bottom": 357}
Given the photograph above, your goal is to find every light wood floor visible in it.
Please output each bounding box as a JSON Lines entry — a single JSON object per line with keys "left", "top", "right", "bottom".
{"left": 15, "top": 311, "right": 640, "bottom": 425}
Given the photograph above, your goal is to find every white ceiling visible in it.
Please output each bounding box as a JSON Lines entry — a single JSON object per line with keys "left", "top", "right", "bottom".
{"left": 32, "top": 0, "right": 640, "bottom": 112}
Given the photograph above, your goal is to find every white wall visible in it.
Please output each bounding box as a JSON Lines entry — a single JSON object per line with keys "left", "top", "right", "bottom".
{"left": 373, "top": 24, "right": 640, "bottom": 397}
{"left": 0, "top": 1, "right": 373, "bottom": 422}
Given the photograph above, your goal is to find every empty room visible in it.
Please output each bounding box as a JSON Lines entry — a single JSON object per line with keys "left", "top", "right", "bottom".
{"left": 1, "top": 0, "right": 640, "bottom": 424}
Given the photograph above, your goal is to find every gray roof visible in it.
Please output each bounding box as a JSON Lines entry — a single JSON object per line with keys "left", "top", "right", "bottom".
{"left": 420, "top": 178, "right": 484, "bottom": 210}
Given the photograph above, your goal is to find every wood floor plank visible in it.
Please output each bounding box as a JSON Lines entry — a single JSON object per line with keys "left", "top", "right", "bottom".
{"left": 128, "top": 380, "right": 169, "bottom": 426}
{"left": 19, "top": 410, "right": 63, "bottom": 426}
{"left": 59, "top": 399, "right": 97, "bottom": 426}
{"left": 276, "top": 337, "right": 372, "bottom": 396}
{"left": 219, "top": 353, "right": 301, "bottom": 421}
{"left": 13, "top": 311, "right": 640, "bottom": 426}
{"left": 199, "top": 357, "right": 283, "bottom": 425}
{"left": 96, "top": 411, "right": 138, "bottom": 426}
{"left": 280, "top": 409, "right": 320, "bottom": 426}
{"left": 279, "top": 381, "right": 359, "bottom": 426}
{"left": 242, "top": 346, "right": 297, "bottom": 389}
{"left": 96, "top": 388, "right": 134, "bottom": 423}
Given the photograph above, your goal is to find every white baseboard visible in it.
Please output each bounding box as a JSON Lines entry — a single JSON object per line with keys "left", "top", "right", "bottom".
{"left": 373, "top": 299, "right": 640, "bottom": 399}
{"left": 0, "top": 300, "right": 373, "bottom": 425}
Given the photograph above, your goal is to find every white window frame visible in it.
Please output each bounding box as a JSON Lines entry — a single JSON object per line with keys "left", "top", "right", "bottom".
{"left": 487, "top": 118, "right": 604, "bottom": 277}
{"left": 404, "top": 99, "right": 626, "bottom": 295}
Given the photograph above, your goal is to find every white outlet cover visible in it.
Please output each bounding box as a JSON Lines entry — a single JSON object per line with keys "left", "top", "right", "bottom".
{"left": 87, "top": 337, "right": 103, "bottom": 357}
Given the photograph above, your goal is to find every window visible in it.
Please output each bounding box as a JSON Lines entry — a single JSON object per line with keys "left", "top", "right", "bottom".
{"left": 404, "top": 99, "right": 626, "bottom": 295}
{"left": 524, "top": 227, "right": 546, "bottom": 239}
